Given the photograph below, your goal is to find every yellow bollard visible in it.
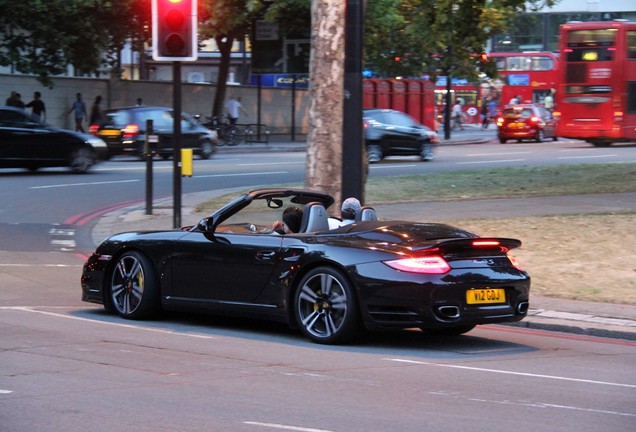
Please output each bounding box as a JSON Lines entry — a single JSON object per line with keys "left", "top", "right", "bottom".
{"left": 181, "top": 148, "right": 193, "bottom": 177}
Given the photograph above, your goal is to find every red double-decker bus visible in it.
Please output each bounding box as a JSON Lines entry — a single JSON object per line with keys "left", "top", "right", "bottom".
{"left": 555, "top": 20, "right": 636, "bottom": 146}
{"left": 489, "top": 51, "right": 559, "bottom": 106}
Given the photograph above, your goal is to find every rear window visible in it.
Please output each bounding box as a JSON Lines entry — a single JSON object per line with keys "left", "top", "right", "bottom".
{"left": 502, "top": 108, "right": 533, "bottom": 119}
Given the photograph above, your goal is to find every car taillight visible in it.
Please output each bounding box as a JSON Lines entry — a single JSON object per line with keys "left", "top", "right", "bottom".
{"left": 88, "top": 125, "right": 99, "bottom": 135}
{"left": 384, "top": 254, "right": 451, "bottom": 274}
{"left": 363, "top": 120, "right": 369, "bottom": 129}
{"left": 507, "top": 254, "right": 523, "bottom": 271}
{"left": 529, "top": 116, "right": 540, "bottom": 124}
{"left": 496, "top": 117, "right": 504, "bottom": 127}
{"left": 123, "top": 123, "right": 140, "bottom": 138}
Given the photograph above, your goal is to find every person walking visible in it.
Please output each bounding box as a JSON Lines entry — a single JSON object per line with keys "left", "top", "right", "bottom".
{"left": 480, "top": 98, "right": 489, "bottom": 130}
{"left": 89, "top": 95, "right": 103, "bottom": 125}
{"left": 452, "top": 100, "right": 464, "bottom": 130}
{"left": 487, "top": 98, "right": 499, "bottom": 129}
{"left": 25, "top": 91, "right": 46, "bottom": 122}
{"left": 68, "top": 93, "right": 87, "bottom": 132}
{"left": 224, "top": 96, "right": 247, "bottom": 125}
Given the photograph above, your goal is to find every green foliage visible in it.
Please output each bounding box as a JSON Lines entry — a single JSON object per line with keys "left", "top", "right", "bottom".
{"left": 0, "top": 0, "right": 150, "bottom": 86}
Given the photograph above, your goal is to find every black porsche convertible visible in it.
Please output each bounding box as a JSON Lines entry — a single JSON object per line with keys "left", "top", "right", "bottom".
{"left": 81, "top": 189, "right": 530, "bottom": 344}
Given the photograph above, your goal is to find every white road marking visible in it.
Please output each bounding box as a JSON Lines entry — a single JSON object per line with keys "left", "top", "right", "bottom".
{"left": 370, "top": 164, "right": 418, "bottom": 169}
{"left": 456, "top": 159, "right": 526, "bottom": 165}
{"left": 30, "top": 179, "right": 139, "bottom": 190}
{"left": 465, "top": 151, "right": 532, "bottom": 156}
{"left": 385, "top": 358, "right": 636, "bottom": 388}
{"left": 0, "top": 307, "right": 216, "bottom": 339}
{"left": 0, "top": 389, "right": 13, "bottom": 394}
{"left": 244, "top": 422, "right": 334, "bottom": 432}
{"left": 557, "top": 154, "right": 617, "bottom": 160}
{"left": 238, "top": 162, "right": 303, "bottom": 166}
{"left": 196, "top": 171, "right": 287, "bottom": 178}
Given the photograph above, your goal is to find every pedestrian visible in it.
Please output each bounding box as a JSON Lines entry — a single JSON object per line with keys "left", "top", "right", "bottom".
{"left": 68, "top": 93, "right": 87, "bottom": 132}
{"left": 25, "top": 91, "right": 46, "bottom": 122}
{"left": 544, "top": 89, "right": 555, "bottom": 112}
{"left": 509, "top": 94, "right": 520, "bottom": 105}
{"left": 488, "top": 98, "right": 498, "bottom": 126}
{"left": 224, "top": 96, "right": 247, "bottom": 125}
{"left": 5, "top": 90, "right": 22, "bottom": 108}
{"left": 480, "top": 98, "right": 489, "bottom": 130}
{"left": 89, "top": 95, "right": 103, "bottom": 125}
{"left": 452, "top": 100, "right": 464, "bottom": 130}
{"left": 136, "top": 98, "right": 143, "bottom": 106}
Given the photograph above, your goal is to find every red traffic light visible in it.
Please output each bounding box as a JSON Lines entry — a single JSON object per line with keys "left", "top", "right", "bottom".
{"left": 152, "top": 0, "right": 198, "bottom": 61}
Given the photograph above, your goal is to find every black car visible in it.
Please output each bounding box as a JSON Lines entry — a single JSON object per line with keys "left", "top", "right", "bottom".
{"left": 89, "top": 106, "right": 218, "bottom": 159}
{"left": 0, "top": 106, "right": 108, "bottom": 173}
{"left": 81, "top": 188, "right": 530, "bottom": 344}
{"left": 363, "top": 108, "right": 438, "bottom": 163}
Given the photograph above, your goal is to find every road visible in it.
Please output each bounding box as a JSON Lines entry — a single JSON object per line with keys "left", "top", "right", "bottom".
{"left": 1, "top": 139, "right": 635, "bottom": 431}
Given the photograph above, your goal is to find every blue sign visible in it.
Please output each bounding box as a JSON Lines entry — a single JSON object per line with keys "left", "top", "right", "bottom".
{"left": 250, "top": 74, "right": 310, "bottom": 88}
{"left": 507, "top": 74, "right": 530, "bottom": 86}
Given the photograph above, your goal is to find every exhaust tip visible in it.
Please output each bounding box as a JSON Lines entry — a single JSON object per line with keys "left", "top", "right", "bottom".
{"left": 436, "top": 305, "right": 460, "bottom": 319}
{"left": 517, "top": 301, "right": 529, "bottom": 314}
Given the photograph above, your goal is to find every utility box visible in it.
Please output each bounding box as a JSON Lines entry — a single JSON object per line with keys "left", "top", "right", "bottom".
{"left": 181, "top": 148, "right": 193, "bottom": 177}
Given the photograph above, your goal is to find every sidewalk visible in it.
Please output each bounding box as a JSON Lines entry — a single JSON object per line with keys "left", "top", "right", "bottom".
{"left": 92, "top": 185, "right": 636, "bottom": 341}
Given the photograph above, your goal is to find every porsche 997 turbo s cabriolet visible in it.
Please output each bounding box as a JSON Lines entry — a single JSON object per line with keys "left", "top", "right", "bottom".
{"left": 81, "top": 189, "right": 530, "bottom": 344}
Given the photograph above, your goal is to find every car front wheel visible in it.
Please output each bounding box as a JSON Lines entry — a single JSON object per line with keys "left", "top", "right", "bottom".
{"left": 536, "top": 129, "right": 544, "bottom": 143}
{"left": 294, "top": 267, "right": 360, "bottom": 344}
{"left": 108, "top": 251, "right": 160, "bottom": 319}
{"left": 199, "top": 140, "right": 215, "bottom": 159}
{"left": 69, "top": 146, "right": 96, "bottom": 173}
{"left": 420, "top": 142, "right": 435, "bottom": 161}
{"left": 366, "top": 144, "right": 383, "bottom": 163}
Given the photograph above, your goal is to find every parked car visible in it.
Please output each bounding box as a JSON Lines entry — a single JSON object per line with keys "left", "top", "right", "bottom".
{"left": 0, "top": 106, "right": 108, "bottom": 173}
{"left": 363, "top": 108, "right": 438, "bottom": 163}
{"left": 89, "top": 106, "right": 218, "bottom": 159}
{"left": 496, "top": 104, "right": 557, "bottom": 143}
{"left": 81, "top": 188, "right": 530, "bottom": 345}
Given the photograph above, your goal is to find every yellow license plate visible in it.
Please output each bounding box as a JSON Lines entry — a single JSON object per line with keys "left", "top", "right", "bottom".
{"left": 99, "top": 129, "right": 121, "bottom": 137}
{"left": 509, "top": 122, "right": 524, "bottom": 128}
{"left": 466, "top": 288, "right": 506, "bottom": 304}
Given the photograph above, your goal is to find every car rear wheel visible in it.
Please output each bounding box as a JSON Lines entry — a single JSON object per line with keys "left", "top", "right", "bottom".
{"left": 420, "top": 324, "right": 476, "bottom": 336}
{"left": 535, "top": 130, "right": 544, "bottom": 143}
{"left": 499, "top": 137, "right": 507, "bottom": 143}
{"left": 69, "top": 146, "right": 96, "bottom": 173}
{"left": 294, "top": 266, "right": 360, "bottom": 344}
{"left": 366, "top": 144, "right": 383, "bottom": 163}
{"left": 108, "top": 251, "right": 160, "bottom": 320}
{"left": 199, "top": 140, "right": 215, "bottom": 159}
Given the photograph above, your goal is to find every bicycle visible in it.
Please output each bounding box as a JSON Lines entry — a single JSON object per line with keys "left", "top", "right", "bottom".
{"left": 202, "top": 115, "right": 243, "bottom": 146}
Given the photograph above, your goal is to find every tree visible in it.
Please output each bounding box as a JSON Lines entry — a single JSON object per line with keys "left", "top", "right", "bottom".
{"left": 0, "top": 0, "right": 150, "bottom": 86}
{"left": 304, "top": 0, "right": 345, "bottom": 201}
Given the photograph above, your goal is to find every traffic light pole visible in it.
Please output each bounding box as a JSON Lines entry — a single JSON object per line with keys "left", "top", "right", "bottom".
{"left": 172, "top": 61, "right": 182, "bottom": 228}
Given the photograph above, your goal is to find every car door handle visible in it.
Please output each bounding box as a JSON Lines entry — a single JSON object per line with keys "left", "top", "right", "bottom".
{"left": 256, "top": 251, "right": 276, "bottom": 262}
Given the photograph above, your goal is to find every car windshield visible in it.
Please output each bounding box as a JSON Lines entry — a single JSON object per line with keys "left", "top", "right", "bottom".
{"left": 503, "top": 108, "right": 533, "bottom": 119}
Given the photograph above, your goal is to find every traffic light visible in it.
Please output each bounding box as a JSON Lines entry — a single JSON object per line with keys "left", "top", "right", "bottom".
{"left": 152, "top": 0, "right": 198, "bottom": 61}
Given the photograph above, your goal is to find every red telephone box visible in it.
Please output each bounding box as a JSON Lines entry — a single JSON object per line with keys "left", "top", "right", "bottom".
{"left": 387, "top": 79, "right": 406, "bottom": 113}
{"left": 373, "top": 79, "right": 391, "bottom": 109}
{"left": 363, "top": 80, "right": 376, "bottom": 108}
{"left": 405, "top": 79, "right": 423, "bottom": 123}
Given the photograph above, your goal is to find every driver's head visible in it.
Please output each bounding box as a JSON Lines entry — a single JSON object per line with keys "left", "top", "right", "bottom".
{"left": 282, "top": 206, "right": 303, "bottom": 233}
{"left": 341, "top": 197, "right": 361, "bottom": 220}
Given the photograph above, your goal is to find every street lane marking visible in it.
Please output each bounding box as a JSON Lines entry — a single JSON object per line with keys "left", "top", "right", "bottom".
{"left": 196, "top": 171, "right": 287, "bottom": 178}
{"left": 456, "top": 159, "right": 526, "bottom": 165}
{"left": 30, "top": 179, "right": 139, "bottom": 190}
{"left": 465, "top": 152, "right": 532, "bottom": 156}
{"left": 384, "top": 358, "right": 636, "bottom": 388}
{"left": 1, "top": 307, "right": 216, "bottom": 339}
{"left": 0, "top": 263, "right": 82, "bottom": 268}
{"left": 237, "top": 162, "right": 303, "bottom": 166}
{"left": 244, "top": 422, "right": 333, "bottom": 432}
{"left": 557, "top": 155, "right": 617, "bottom": 160}
{"left": 370, "top": 164, "right": 418, "bottom": 169}
{"left": 0, "top": 390, "right": 13, "bottom": 394}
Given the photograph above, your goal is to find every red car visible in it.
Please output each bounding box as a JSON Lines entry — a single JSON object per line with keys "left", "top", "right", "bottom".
{"left": 497, "top": 104, "right": 557, "bottom": 143}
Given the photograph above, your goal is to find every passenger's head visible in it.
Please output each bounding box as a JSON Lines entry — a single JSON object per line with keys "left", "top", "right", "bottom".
{"left": 341, "top": 197, "right": 361, "bottom": 220}
{"left": 282, "top": 206, "right": 303, "bottom": 233}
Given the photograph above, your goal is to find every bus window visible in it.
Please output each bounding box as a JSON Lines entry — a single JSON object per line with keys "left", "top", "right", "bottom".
{"left": 628, "top": 31, "right": 636, "bottom": 59}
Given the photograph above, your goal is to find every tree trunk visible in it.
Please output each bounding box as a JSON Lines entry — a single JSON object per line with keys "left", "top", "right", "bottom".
{"left": 213, "top": 34, "right": 235, "bottom": 118}
{"left": 305, "top": 0, "right": 345, "bottom": 205}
